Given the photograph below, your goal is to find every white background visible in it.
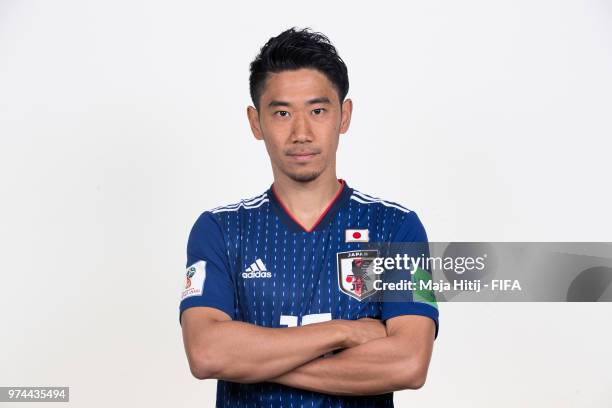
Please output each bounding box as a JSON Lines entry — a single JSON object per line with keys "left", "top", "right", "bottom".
{"left": 1, "top": 0, "right": 611, "bottom": 406}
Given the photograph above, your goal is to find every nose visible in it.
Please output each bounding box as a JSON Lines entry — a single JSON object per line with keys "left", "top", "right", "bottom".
{"left": 290, "top": 112, "right": 313, "bottom": 143}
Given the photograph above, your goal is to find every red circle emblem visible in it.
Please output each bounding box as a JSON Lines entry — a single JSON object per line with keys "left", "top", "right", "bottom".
{"left": 352, "top": 231, "right": 361, "bottom": 239}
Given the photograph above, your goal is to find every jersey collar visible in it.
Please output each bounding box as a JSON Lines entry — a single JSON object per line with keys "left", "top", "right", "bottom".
{"left": 268, "top": 179, "right": 352, "bottom": 233}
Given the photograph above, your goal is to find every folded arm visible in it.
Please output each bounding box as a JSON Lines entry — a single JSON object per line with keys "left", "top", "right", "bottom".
{"left": 270, "top": 314, "right": 436, "bottom": 396}
{"left": 180, "top": 307, "right": 386, "bottom": 383}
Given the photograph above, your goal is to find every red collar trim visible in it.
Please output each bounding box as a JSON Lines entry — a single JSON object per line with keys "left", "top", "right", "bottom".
{"left": 271, "top": 179, "right": 345, "bottom": 233}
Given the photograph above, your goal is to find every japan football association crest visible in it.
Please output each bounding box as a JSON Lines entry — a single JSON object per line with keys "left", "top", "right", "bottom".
{"left": 336, "top": 250, "right": 380, "bottom": 301}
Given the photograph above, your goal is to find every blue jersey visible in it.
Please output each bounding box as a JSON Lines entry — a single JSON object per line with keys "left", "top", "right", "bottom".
{"left": 179, "top": 179, "right": 439, "bottom": 408}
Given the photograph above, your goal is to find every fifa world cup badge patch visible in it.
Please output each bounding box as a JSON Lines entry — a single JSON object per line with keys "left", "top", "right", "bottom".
{"left": 337, "top": 250, "right": 379, "bottom": 301}
{"left": 181, "top": 260, "right": 206, "bottom": 300}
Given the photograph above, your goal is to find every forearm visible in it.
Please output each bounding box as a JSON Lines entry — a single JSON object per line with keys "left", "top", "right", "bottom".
{"left": 191, "top": 319, "right": 348, "bottom": 383}
{"left": 271, "top": 335, "right": 427, "bottom": 395}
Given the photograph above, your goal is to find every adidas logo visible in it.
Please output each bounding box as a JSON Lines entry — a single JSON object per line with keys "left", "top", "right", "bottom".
{"left": 242, "top": 259, "right": 272, "bottom": 279}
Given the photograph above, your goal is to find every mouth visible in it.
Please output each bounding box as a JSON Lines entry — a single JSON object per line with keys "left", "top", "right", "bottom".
{"left": 286, "top": 150, "right": 320, "bottom": 162}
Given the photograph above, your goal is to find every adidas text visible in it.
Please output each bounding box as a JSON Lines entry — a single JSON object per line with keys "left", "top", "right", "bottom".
{"left": 242, "top": 271, "right": 272, "bottom": 279}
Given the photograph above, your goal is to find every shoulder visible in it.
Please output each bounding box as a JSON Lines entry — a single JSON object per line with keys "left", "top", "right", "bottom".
{"left": 188, "top": 190, "right": 270, "bottom": 240}
{"left": 192, "top": 190, "right": 270, "bottom": 226}
{"left": 208, "top": 191, "right": 270, "bottom": 215}
{"left": 349, "top": 187, "right": 413, "bottom": 215}
{"left": 349, "top": 186, "right": 427, "bottom": 241}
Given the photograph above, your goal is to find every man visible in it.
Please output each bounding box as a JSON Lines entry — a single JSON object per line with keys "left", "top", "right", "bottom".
{"left": 179, "top": 27, "right": 439, "bottom": 407}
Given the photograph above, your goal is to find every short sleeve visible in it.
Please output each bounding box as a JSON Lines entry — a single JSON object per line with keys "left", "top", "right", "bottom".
{"left": 179, "top": 211, "right": 235, "bottom": 324}
{"left": 380, "top": 211, "right": 440, "bottom": 339}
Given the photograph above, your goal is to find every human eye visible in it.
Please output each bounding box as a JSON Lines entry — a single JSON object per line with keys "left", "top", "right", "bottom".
{"left": 312, "top": 108, "right": 326, "bottom": 115}
{"left": 274, "top": 111, "right": 290, "bottom": 117}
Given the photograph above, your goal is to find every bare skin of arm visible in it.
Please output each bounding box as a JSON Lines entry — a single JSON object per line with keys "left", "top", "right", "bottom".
{"left": 269, "top": 315, "right": 436, "bottom": 395}
{"left": 180, "top": 307, "right": 387, "bottom": 383}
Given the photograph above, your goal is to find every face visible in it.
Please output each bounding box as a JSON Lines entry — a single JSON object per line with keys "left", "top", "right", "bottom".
{"left": 247, "top": 68, "right": 352, "bottom": 183}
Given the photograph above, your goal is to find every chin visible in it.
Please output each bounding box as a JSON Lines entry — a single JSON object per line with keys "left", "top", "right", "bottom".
{"left": 287, "top": 170, "right": 322, "bottom": 183}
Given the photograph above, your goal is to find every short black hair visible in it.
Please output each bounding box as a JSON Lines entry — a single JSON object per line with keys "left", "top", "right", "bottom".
{"left": 249, "top": 27, "right": 349, "bottom": 110}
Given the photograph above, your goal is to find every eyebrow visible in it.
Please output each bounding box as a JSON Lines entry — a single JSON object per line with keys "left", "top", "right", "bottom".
{"left": 267, "top": 97, "right": 331, "bottom": 108}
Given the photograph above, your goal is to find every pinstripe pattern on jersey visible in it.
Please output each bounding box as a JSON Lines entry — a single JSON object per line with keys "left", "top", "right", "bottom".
{"left": 193, "top": 181, "right": 422, "bottom": 407}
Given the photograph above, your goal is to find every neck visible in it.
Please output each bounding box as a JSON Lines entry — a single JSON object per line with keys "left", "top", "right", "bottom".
{"left": 271, "top": 169, "right": 342, "bottom": 231}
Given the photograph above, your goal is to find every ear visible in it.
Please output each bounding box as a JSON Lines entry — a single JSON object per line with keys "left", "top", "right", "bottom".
{"left": 247, "top": 106, "right": 264, "bottom": 141}
{"left": 339, "top": 98, "right": 353, "bottom": 134}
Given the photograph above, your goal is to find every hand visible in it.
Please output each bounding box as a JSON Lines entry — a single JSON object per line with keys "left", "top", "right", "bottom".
{"left": 343, "top": 318, "right": 387, "bottom": 348}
